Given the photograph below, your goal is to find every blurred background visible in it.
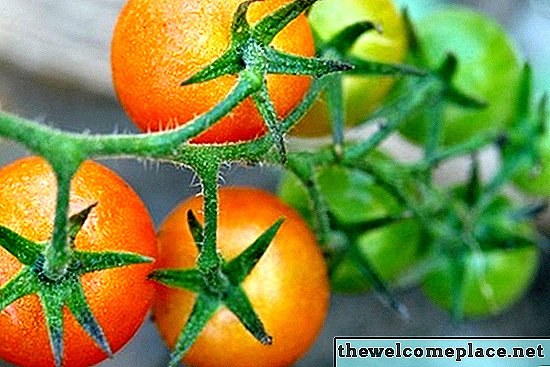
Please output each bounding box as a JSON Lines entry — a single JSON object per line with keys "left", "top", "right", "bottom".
{"left": 0, "top": 0, "right": 548, "bottom": 366}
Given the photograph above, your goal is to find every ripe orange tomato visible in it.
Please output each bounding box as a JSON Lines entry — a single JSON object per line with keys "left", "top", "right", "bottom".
{"left": 0, "top": 157, "right": 157, "bottom": 367}
{"left": 153, "top": 187, "right": 329, "bottom": 367}
{"left": 111, "top": 0, "right": 314, "bottom": 144}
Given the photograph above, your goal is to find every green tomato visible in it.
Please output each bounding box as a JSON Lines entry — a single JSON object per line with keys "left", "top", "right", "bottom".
{"left": 511, "top": 133, "right": 550, "bottom": 196}
{"left": 422, "top": 246, "right": 540, "bottom": 318}
{"left": 293, "top": 0, "right": 407, "bottom": 136}
{"left": 279, "top": 163, "right": 422, "bottom": 293}
{"left": 399, "top": 7, "right": 521, "bottom": 146}
{"left": 330, "top": 218, "right": 421, "bottom": 293}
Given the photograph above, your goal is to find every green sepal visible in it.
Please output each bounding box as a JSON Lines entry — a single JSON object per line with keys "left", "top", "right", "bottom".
{"left": 465, "top": 156, "right": 481, "bottom": 208}
{"left": 64, "top": 278, "right": 113, "bottom": 358}
{"left": 224, "top": 218, "right": 284, "bottom": 284}
{"left": 230, "top": 0, "right": 258, "bottom": 37}
{"left": 0, "top": 225, "right": 42, "bottom": 265}
{"left": 401, "top": 7, "right": 426, "bottom": 63}
{"left": 168, "top": 293, "right": 220, "bottom": 367}
{"left": 515, "top": 63, "right": 533, "bottom": 121}
{"left": 224, "top": 286, "right": 272, "bottom": 345}
{"left": 40, "top": 287, "right": 65, "bottom": 367}
{"left": 264, "top": 47, "right": 353, "bottom": 77}
{"left": 346, "top": 57, "right": 427, "bottom": 77}
{"left": 0, "top": 267, "right": 40, "bottom": 310}
{"left": 437, "top": 53, "right": 458, "bottom": 82}
{"left": 181, "top": 51, "right": 241, "bottom": 86}
{"left": 444, "top": 86, "right": 487, "bottom": 109}
{"left": 253, "top": 0, "right": 318, "bottom": 45}
{"left": 68, "top": 203, "right": 98, "bottom": 244}
{"left": 324, "top": 21, "right": 381, "bottom": 55}
{"left": 149, "top": 269, "right": 206, "bottom": 293}
{"left": 187, "top": 210, "right": 204, "bottom": 251}
{"left": 347, "top": 242, "right": 409, "bottom": 318}
{"left": 74, "top": 251, "right": 153, "bottom": 274}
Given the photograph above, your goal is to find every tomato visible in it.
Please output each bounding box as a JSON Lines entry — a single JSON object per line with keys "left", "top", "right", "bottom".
{"left": 422, "top": 246, "right": 540, "bottom": 318}
{"left": 0, "top": 157, "right": 157, "bottom": 367}
{"left": 511, "top": 125, "right": 550, "bottom": 196}
{"left": 292, "top": 0, "right": 407, "bottom": 136}
{"left": 278, "top": 164, "right": 421, "bottom": 293}
{"left": 153, "top": 187, "right": 329, "bottom": 367}
{"left": 422, "top": 186, "right": 540, "bottom": 318}
{"left": 111, "top": 0, "right": 314, "bottom": 144}
{"left": 398, "top": 7, "right": 521, "bottom": 146}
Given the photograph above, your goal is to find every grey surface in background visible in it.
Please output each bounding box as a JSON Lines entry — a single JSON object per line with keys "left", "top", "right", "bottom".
{"left": 0, "top": 0, "right": 548, "bottom": 366}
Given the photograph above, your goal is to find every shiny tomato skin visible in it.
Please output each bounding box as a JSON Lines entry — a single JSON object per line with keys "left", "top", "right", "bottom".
{"left": 111, "top": 0, "right": 314, "bottom": 144}
{"left": 0, "top": 157, "right": 157, "bottom": 367}
{"left": 153, "top": 187, "right": 329, "bottom": 367}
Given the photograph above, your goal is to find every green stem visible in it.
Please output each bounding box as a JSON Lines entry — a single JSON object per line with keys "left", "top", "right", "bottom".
{"left": 412, "top": 132, "right": 499, "bottom": 172}
{"left": 44, "top": 165, "right": 79, "bottom": 279}
{"left": 0, "top": 71, "right": 261, "bottom": 161}
{"left": 345, "top": 77, "right": 441, "bottom": 161}
{"left": 195, "top": 162, "right": 222, "bottom": 276}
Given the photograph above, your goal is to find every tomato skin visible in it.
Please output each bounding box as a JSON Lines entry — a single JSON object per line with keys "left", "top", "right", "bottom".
{"left": 111, "top": 0, "right": 314, "bottom": 144}
{"left": 0, "top": 157, "right": 157, "bottom": 367}
{"left": 398, "top": 7, "right": 521, "bottom": 146}
{"left": 153, "top": 187, "right": 329, "bottom": 367}
{"left": 422, "top": 246, "right": 540, "bottom": 318}
{"left": 293, "top": 0, "right": 407, "bottom": 137}
{"left": 278, "top": 164, "right": 421, "bottom": 293}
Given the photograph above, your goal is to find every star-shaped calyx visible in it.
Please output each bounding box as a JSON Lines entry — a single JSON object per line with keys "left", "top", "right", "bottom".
{"left": 150, "top": 210, "right": 283, "bottom": 367}
{"left": 181, "top": 0, "right": 353, "bottom": 163}
{"left": 0, "top": 204, "right": 152, "bottom": 367}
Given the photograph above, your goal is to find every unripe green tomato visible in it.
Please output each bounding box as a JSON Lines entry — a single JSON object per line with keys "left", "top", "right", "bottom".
{"left": 278, "top": 163, "right": 421, "bottom": 293}
{"left": 330, "top": 218, "right": 421, "bottom": 293}
{"left": 399, "top": 7, "right": 521, "bottom": 146}
{"left": 292, "top": 0, "right": 407, "bottom": 136}
{"left": 511, "top": 133, "right": 550, "bottom": 196}
{"left": 422, "top": 246, "right": 540, "bottom": 318}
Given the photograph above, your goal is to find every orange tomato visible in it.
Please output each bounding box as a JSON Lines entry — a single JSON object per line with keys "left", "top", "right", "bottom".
{"left": 111, "top": 0, "right": 314, "bottom": 144}
{"left": 153, "top": 187, "right": 329, "bottom": 367}
{"left": 0, "top": 157, "right": 157, "bottom": 367}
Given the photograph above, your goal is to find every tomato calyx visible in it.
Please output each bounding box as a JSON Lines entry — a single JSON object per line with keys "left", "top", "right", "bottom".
{"left": 310, "top": 18, "right": 427, "bottom": 155}
{"left": 498, "top": 64, "right": 550, "bottom": 195}
{"left": 0, "top": 204, "right": 153, "bottom": 367}
{"left": 180, "top": 0, "right": 351, "bottom": 162}
{"left": 150, "top": 210, "right": 284, "bottom": 367}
